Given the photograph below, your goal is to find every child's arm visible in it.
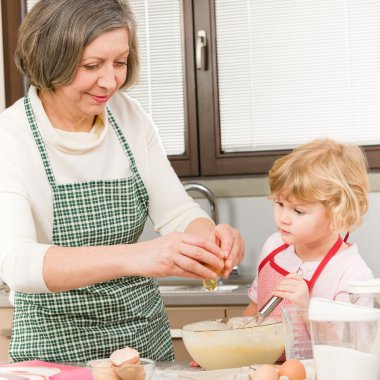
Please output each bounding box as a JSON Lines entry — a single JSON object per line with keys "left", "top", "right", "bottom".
{"left": 243, "top": 301, "right": 258, "bottom": 316}
{"left": 272, "top": 272, "right": 310, "bottom": 309}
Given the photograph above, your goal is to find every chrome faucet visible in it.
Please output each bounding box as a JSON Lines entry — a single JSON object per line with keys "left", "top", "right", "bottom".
{"left": 183, "top": 182, "right": 218, "bottom": 224}
{"left": 183, "top": 182, "right": 240, "bottom": 277}
{"left": 0, "top": 280, "right": 9, "bottom": 294}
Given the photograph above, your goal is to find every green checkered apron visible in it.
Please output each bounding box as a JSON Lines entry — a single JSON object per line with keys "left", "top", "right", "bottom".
{"left": 9, "top": 95, "right": 174, "bottom": 363}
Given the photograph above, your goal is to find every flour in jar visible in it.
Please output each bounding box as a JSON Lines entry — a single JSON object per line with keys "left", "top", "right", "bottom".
{"left": 313, "top": 345, "right": 379, "bottom": 380}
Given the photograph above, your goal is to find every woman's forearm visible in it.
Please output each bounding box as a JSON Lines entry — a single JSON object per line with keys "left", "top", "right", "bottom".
{"left": 43, "top": 229, "right": 226, "bottom": 292}
{"left": 184, "top": 217, "right": 215, "bottom": 238}
{"left": 43, "top": 244, "right": 141, "bottom": 292}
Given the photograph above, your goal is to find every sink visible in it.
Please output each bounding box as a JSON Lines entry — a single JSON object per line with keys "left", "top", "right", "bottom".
{"left": 158, "top": 284, "right": 245, "bottom": 293}
{"left": 158, "top": 283, "right": 251, "bottom": 305}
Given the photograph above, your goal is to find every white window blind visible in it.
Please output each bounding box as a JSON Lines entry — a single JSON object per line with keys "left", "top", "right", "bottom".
{"left": 26, "top": 0, "right": 39, "bottom": 10}
{"left": 27, "top": 0, "right": 186, "bottom": 156}
{"left": 126, "top": 0, "right": 186, "bottom": 155}
{"left": 215, "top": 0, "right": 380, "bottom": 152}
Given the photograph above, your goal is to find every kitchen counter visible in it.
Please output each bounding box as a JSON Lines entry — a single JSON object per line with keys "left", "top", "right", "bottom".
{"left": 0, "top": 287, "right": 250, "bottom": 307}
{"left": 153, "top": 361, "right": 202, "bottom": 380}
{"left": 0, "top": 279, "right": 252, "bottom": 308}
{"left": 153, "top": 362, "right": 262, "bottom": 380}
{"left": 159, "top": 283, "right": 250, "bottom": 306}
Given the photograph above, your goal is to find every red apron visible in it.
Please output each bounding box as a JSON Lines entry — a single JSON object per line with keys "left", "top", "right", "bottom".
{"left": 257, "top": 234, "right": 346, "bottom": 316}
{"left": 257, "top": 234, "right": 347, "bottom": 360}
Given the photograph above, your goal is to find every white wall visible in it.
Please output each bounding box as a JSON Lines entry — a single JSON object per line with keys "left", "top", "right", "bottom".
{"left": 0, "top": 0, "right": 5, "bottom": 112}
{"left": 139, "top": 192, "right": 380, "bottom": 279}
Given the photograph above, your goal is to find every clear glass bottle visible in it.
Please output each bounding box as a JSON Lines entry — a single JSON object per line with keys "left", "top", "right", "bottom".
{"left": 349, "top": 279, "right": 380, "bottom": 308}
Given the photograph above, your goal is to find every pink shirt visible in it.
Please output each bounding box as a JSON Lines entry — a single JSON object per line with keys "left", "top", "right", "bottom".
{"left": 248, "top": 233, "right": 373, "bottom": 304}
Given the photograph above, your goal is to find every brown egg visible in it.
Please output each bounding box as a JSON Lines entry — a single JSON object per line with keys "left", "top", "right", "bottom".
{"left": 279, "top": 359, "right": 306, "bottom": 380}
{"left": 251, "top": 364, "right": 279, "bottom": 380}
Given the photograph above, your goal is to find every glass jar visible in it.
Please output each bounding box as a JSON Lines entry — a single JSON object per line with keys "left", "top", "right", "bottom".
{"left": 348, "top": 279, "right": 380, "bottom": 308}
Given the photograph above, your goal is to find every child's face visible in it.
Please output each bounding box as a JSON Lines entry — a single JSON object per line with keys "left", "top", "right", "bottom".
{"left": 273, "top": 194, "right": 332, "bottom": 246}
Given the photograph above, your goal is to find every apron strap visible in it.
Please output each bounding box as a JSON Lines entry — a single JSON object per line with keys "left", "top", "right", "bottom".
{"left": 106, "top": 108, "right": 148, "bottom": 205}
{"left": 24, "top": 96, "right": 146, "bottom": 194}
{"left": 24, "top": 95, "right": 57, "bottom": 187}
{"left": 258, "top": 243, "right": 289, "bottom": 273}
{"left": 106, "top": 108, "right": 140, "bottom": 178}
{"left": 307, "top": 235, "right": 343, "bottom": 291}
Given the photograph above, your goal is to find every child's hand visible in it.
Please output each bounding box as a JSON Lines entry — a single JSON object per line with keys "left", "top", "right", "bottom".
{"left": 272, "top": 273, "right": 310, "bottom": 309}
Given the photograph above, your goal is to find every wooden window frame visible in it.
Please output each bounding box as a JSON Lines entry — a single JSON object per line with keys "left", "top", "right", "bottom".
{"left": 194, "top": 0, "right": 380, "bottom": 176}
{"left": 1, "top": 0, "right": 24, "bottom": 107}
{"left": 168, "top": 0, "right": 199, "bottom": 177}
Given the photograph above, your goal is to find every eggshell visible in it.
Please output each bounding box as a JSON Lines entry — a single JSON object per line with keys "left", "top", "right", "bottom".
{"left": 251, "top": 364, "right": 279, "bottom": 380}
{"left": 110, "top": 347, "right": 144, "bottom": 380}
{"left": 110, "top": 347, "right": 140, "bottom": 366}
{"left": 279, "top": 359, "right": 306, "bottom": 380}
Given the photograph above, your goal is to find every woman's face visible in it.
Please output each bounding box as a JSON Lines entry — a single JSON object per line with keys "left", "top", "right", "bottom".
{"left": 53, "top": 28, "right": 129, "bottom": 118}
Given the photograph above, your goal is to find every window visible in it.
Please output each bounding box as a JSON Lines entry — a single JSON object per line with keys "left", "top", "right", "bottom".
{"left": 3, "top": 0, "right": 380, "bottom": 177}
{"left": 216, "top": 1, "right": 380, "bottom": 153}
{"left": 195, "top": 0, "right": 380, "bottom": 175}
{"left": 126, "top": 0, "right": 380, "bottom": 175}
{"left": 127, "top": 0, "right": 185, "bottom": 156}
{"left": 126, "top": 0, "right": 199, "bottom": 176}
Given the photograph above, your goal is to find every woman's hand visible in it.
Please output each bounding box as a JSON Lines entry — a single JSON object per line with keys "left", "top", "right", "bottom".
{"left": 272, "top": 273, "right": 310, "bottom": 309}
{"left": 208, "top": 223, "right": 245, "bottom": 278}
{"left": 133, "top": 231, "right": 226, "bottom": 279}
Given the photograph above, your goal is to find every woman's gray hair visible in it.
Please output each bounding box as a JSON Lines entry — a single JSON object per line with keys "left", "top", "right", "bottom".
{"left": 15, "top": 0, "right": 139, "bottom": 90}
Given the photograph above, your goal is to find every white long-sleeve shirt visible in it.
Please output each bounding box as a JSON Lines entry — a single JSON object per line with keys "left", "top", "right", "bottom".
{"left": 0, "top": 86, "right": 209, "bottom": 293}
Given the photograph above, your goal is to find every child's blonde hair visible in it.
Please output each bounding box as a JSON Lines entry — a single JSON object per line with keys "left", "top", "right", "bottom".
{"left": 268, "top": 139, "right": 369, "bottom": 232}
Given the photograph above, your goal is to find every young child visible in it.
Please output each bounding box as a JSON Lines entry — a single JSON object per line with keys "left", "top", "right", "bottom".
{"left": 244, "top": 138, "right": 373, "bottom": 317}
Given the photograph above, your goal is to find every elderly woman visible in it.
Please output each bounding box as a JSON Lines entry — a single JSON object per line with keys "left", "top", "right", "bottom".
{"left": 0, "top": 0, "right": 244, "bottom": 364}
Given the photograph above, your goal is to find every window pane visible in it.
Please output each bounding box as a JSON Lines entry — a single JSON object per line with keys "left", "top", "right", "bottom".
{"left": 215, "top": 0, "right": 380, "bottom": 152}
{"left": 128, "top": 0, "right": 186, "bottom": 155}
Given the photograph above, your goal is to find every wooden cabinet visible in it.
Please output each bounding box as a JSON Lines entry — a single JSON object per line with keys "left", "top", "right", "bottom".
{"left": 0, "top": 308, "right": 13, "bottom": 362}
{"left": 166, "top": 305, "right": 246, "bottom": 361}
{"left": 166, "top": 306, "right": 225, "bottom": 361}
{"left": 225, "top": 306, "right": 247, "bottom": 318}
